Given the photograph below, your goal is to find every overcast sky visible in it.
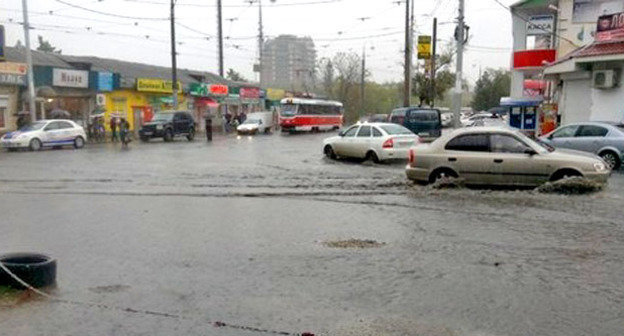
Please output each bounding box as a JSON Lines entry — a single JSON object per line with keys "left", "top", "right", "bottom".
{"left": 1, "top": 0, "right": 516, "bottom": 85}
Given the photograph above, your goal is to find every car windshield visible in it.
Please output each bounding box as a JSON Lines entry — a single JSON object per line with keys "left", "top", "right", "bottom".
{"left": 152, "top": 113, "right": 174, "bottom": 122}
{"left": 514, "top": 131, "right": 551, "bottom": 153}
{"left": 280, "top": 104, "right": 297, "bottom": 117}
{"left": 380, "top": 124, "right": 413, "bottom": 135}
{"left": 243, "top": 119, "right": 261, "bottom": 125}
{"left": 18, "top": 122, "right": 47, "bottom": 132}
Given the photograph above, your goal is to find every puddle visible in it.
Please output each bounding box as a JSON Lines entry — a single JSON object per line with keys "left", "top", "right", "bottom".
{"left": 323, "top": 239, "right": 386, "bottom": 249}
{"left": 430, "top": 177, "right": 465, "bottom": 189}
{"left": 536, "top": 177, "right": 604, "bottom": 195}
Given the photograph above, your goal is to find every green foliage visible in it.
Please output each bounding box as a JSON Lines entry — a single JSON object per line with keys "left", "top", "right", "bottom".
{"left": 411, "top": 43, "right": 455, "bottom": 107}
{"left": 471, "top": 69, "right": 511, "bottom": 111}
{"left": 36, "top": 36, "right": 61, "bottom": 54}
{"left": 226, "top": 68, "right": 247, "bottom": 82}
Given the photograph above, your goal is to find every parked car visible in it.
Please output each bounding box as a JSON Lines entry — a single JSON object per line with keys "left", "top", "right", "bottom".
{"left": 139, "top": 111, "right": 195, "bottom": 142}
{"left": 405, "top": 127, "right": 610, "bottom": 186}
{"left": 388, "top": 107, "right": 441, "bottom": 141}
{"left": 1, "top": 119, "right": 87, "bottom": 151}
{"left": 441, "top": 112, "right": 454, "bottom": 127}
{"left": 360, "top": 114, "right": 389, "bottom": 123}
{"left": 467, "top": 118, "right": 509, "bottom": 128}
{"left": 237, "top": 111, "right": 274, "bottom": 135}
{"left": 323, "top": 123, "right": 419, "bottom": 163}
{"left": 539, "top": 122, "right": 624, "bottom": 170}
{"left": 460, "top": 112, "right": 499, "bottom": 127}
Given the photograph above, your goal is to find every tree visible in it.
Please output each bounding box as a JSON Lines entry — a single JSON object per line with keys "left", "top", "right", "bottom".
{"left": 411, "top": 43, "right": 455, "bottom": 107}
{"left": 471, "top": 69, "right": 511, "bottom": 111}
{"left": 331, "top": 52, "right": 362, "bottom": 124}
{"left": 36, "top": 35, "right": 61, "bottom": 54}
{"left": 226, "top": 68, "right": 247, "bottom": 82}
{"left": 317, "top": 57, "right": 334, "bottom": 98}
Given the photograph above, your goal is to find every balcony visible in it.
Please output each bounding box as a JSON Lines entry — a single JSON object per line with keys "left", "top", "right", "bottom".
{"left": 513, "top": 49, "right": 556, "bottom": 70}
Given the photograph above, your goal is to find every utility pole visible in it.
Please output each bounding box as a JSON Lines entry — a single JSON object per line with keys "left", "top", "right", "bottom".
{"left": 430, "top": 17, "right": 437, "bottom": 107}
{"left": 402, "top": 0, "right": 411, "bottom": 107}
{"left": 21, "top": 0, "right": 36, "bottom": 122}
{"left": 258, "top": 0, "right": 264, "bottom": 87}
{"left": 452, "top": 0, "right": 465, "bottom": 128}
{"left": 360, "top": 45, "right": 365, "bottom": 114}
{"left": 170, "top": 0, "right": 178, "bottom": 109}
{"left": 217, "top": 0, "right": 224, "bottom": 77}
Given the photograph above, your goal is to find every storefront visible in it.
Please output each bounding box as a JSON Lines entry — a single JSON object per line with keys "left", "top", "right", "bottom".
{"left": 239, "top": 86, "right": 261, "bottom": 113}
{"left": 189, "top": 83, "right": 226, "bottom": 130}
{"left": 0, "top": 61, "right": 27, "bottom": 132}
{"left": 103, "top": 78, "right": 185, "bottom": 131}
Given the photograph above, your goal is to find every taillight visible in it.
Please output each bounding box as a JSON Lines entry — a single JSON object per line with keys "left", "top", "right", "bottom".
{"left": 382, "top": 138, "right": 394, "bottom": 148}
{"left": 408, "top": 149, "right": 415, "bottom": 164}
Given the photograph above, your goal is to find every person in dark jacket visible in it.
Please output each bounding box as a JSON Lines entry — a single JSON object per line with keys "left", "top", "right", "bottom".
{"left": 110, "top": 117, "right": 118, "bottom": 142}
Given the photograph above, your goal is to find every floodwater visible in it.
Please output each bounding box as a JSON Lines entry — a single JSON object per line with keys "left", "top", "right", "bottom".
{"left": 0, "top": 131, "right": 623, "bottom": 336}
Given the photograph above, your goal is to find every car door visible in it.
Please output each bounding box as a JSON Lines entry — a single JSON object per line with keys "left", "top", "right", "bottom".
{"left": 574, "top": 124, "right": 609, "bottom": 154}
{"left": 443, "top": 133, "right": 493, "bottom": 184}
{"left": 547, "top": 125, "right": 579, "bottom": 149}
{"left": 353, "top": 125, "right": 372, "bottom": 158}
{"left": 334, "top": 125, "right": 359, "bottom": 157}
{"left": 56, "top": 121, "right": 76, "bottom": 144}
{"left": 173, "top": 113, "right": 186, "bottom": 134}
{"left": 41, "top": 121, "right": 61, "bottom": 146}
{"left": 489, "top": 133, "right": 550, "bottom": 185}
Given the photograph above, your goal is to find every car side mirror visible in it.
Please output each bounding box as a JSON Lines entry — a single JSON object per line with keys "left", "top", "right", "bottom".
{"left": 525, "top": 148, "right": 538, "bottom": 156}
{"left": 338, "top": 130, "right": 345, "bottom": 136}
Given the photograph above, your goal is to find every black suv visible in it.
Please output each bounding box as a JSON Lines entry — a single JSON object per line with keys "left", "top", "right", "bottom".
{"left": 139, "top": 111, "right": 195, "bottom": 142}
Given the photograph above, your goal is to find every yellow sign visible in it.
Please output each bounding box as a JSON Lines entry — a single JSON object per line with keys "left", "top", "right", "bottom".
{"left": 267, "top": 88, "right": 285, "bottom": 100}
{"left": 417, "top": 35, "right": 432, "bottom": 60}
{"left": 0, "top": 62, "right": 28, "bottom": 75}
{"left": 136, "top": 78, "right": 182, "bottom": 93}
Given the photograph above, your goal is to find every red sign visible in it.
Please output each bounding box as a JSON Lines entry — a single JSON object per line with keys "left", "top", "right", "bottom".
{"left": 239, "top": 87, "right": 260, "bottom": 99}
{"left": 596, "top": 12, "right": 624, "bottom": 42}
{"left": 209, "top": 84, "right": 228, "bottom": 95}
{"left": 513, "top": 49, "right": 556, "bottom": 69}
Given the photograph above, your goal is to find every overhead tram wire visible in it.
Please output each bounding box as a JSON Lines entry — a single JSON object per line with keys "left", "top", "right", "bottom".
{"left": 53, "top": 0, "right": 169, "bottom": 20}
{"left": 121, "top": 0, "right": 343, "bottom": 7}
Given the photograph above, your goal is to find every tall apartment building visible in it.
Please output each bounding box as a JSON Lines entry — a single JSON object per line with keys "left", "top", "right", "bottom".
{"left": 261, "top": 35, "right": 316, "bottom": 91}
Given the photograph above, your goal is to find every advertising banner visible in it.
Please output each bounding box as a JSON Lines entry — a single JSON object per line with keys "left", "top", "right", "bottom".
{"left": 239, "top": 87, "right": 260, "bottom": 99}
{"left": 136, "top": 78, "right": 181, "bottom": 93}
{"left": 0, "top": 62, "right": 27, "bottom": 75}
{"left": 596, "top": 11, "right": 624, "bottom": 42}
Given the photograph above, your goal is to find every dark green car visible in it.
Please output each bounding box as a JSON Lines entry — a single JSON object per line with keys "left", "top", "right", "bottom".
{"left": 389, "top": 107, "right": 442, "bottom": 142}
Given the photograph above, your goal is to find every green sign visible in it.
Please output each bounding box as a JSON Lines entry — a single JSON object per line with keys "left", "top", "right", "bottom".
{"left": 189, "top": 83, "right": 209, "bottom": 97}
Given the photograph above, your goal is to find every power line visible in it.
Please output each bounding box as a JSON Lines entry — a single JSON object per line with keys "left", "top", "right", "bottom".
{"left": 53, "top": 0, "right": 169, "bottom": 20}
{"left": 122, "top": 0, "right": 343, "bottom": 7}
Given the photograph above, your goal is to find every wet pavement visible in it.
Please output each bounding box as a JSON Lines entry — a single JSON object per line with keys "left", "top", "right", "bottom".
{"left": 1, "top": 131, "right": 623, "bottom": 336}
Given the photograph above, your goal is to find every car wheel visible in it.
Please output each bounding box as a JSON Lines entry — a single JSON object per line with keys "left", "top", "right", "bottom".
{"left": 187, "top": 128, "right": 195, "bottom": 141}
{"left": 264, "top": 127, "right": 271, "bottom": 134}
{"left": 428, "top": 168, "right": 458, "bottom": 184}
{"left": 324, "top": 145, "right": 337, "bottom": 159}
{"left": 0, "top": 253, "right": 57, "bottom": 289}
{"left": 74, "top": 136, "right": 85, "bottom": 149}
{"left": 163, "top": 129, "right": 174, "bottom": 142}
{"left": 366, "top": 150, "right": 380, "bottom": 163}
{"left": 29, "top": 138, "right": 42, "bottom": 151}
{"left": 599, "top": 151, "right": 621, "bottom": 170}
{"left": 551, "top": 169, "right": 582, "bottom": 181}
{"left": 140, "top": 136, "right": 150, "bottom": 142}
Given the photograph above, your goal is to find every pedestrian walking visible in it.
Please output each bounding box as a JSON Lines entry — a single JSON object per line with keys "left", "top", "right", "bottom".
{"left": 205, "top": 116, "right": 212, "bottom": 141}
{"left": 110, "top": 117, "right": 118, "bottom": 142}
{"left": 119, "top": 118, "right": 131, "bottom": 147}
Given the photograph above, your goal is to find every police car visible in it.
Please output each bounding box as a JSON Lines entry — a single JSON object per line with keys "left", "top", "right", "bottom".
{"left": 1, "top": 119, "right": 87, "bottom": 151}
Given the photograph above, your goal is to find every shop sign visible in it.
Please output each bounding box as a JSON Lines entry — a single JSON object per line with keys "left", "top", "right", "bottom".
{"left": 267, "top": 88, "right": 285, "bottom": 100}
{"left": 210, "top": 84, "right": 228, "bottom": 95}
{"left": 0, "top": 62, "right": 27, "bottom": 75}
{"left": 527, "top": 15, "right": 554, "bottom": 36}
{"left": 189, "top": 83, "right": 209, "bottom": 96}
{"left": 417, "top": 35, "right": 431, "bottom": 59}
{"left": 136, "top": 78, "right": 181, "bottom": 93}
{"left": 0, "top": 25, "right": 4, "bottom": 61}
{"left": 224, "top": 93, "right": 240, "bottom": 105}
{"left": 596, "top": 11, "right": 624, "bottom": 42}
{"left": 0, "top": 73, "right": 27, "bottom": 86}
{"left": 239, "top": 87, "right": 260, "bottom": 99}
{"left": 53, "top": 68, "right": 89, "bottom": 88}
{"left": 97, "top": 72, "right": 114, "bottom": 91}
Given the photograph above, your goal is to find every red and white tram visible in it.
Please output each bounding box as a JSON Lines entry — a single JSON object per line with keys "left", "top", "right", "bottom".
{"left": 279, "top": 98, "right": 343, "bottom": 132}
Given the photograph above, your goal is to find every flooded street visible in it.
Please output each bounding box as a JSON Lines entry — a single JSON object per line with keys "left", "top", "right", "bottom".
{"left": 1, "top": 131, "right": 623, "bottom": 336}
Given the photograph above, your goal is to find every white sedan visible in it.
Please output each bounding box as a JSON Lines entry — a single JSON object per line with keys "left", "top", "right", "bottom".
{"left": 1, "top": 119, "right": 87, "bottom": 151}
{"left": 323, "top": 123, "right": 419, "bottom": 163}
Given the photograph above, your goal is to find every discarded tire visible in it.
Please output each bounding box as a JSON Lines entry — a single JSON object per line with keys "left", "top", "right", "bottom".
{"left": 0, "top": 253, "right": 57, "bottom": 289}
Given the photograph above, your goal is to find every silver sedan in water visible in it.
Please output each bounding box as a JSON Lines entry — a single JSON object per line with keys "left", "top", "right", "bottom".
{"left": 539, "top": 122, "right": 624, "bottom": 169}
{"left": 406, "top": 127, "right": 611, "bottom": 186}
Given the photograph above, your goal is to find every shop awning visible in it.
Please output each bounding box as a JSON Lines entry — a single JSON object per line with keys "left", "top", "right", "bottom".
{"left": 195, "top": 98, "right": 219, "bottom": 108}
{"left": 545, "top": 41, "right": 624, "bottom": 75}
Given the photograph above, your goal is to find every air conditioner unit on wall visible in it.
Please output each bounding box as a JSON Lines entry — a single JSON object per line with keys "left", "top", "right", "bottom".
{"left": 593, "top": 69, "right": 619, "bottom": 89}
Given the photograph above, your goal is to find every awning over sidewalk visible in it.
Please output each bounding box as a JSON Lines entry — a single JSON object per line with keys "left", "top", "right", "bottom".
{"left": 544, "top": 41, "right": 624, "bottom": 75}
